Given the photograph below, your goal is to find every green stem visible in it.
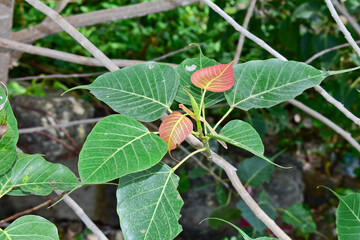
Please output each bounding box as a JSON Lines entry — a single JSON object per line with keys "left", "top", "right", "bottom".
{"left": 199, "top": 89, "right": 207, "bottom": 134}
{"left": 214, "top": 106, "right": 234, "bottom": 131}
{"left": 172, "top": 148, "right": 206, "bottom": 172}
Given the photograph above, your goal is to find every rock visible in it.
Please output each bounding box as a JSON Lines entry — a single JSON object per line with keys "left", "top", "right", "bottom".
{"left": 264, "top": 154, "right": 304, "bottom": 208}
{"left": 11, "top": 89, "right": 95, "bottom": 162}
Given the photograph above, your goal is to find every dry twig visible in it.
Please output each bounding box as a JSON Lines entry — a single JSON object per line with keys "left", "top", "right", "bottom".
{"left": 233, "top": 0, "right": 257, "bottom": 64}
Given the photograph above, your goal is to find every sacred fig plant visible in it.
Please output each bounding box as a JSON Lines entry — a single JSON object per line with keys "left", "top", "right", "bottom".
{"left": 1, "top": 48, "right": 360, "bottom": 239}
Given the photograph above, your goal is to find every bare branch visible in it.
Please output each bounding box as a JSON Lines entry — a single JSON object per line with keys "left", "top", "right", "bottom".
{"left": 25, "top": 0, "right": 119, "bottom": 72}
{"left": 152, "top": 42, "right": 204, "bottom": 61}
{"left": 332, "top": 0, "right": 360, "bottom": 38}
{"left": 0, "top": 38, "right": 176, "bottom": 68}
{"left": 314, "top": 85, "right": 360, "bottom": 126}
{"left": 324, "top": 0, "right": 360, "bottom": 58}
{"left": 18, "top": 117, "right": 103, "bottom": 134}
{"left": 289, "top": 99, "right": 360, "bottom": 152}
{"left": 201, "top": 0, "right": 287, "bottom": 61}
{"left": 13, "top": 0, "right": 199, "bottom": 43}
{"left": 54, "top": 190, "right": 108, "bottom": 240}
{"left": 42, "top": 0, "right": 71, "bottom": 23}
{"left": 184, "top": 134, "right": 291, "bottom": 240}
{"left": 9, "top": 72, "right": 106, "bottom": 82}
{"left": 233, "top": 0, "right": 257, "bottom": 64}
{"left": 202, "top": 0, "right": 360, "bottom": 130}
{"left": 305, "top": 40, "right": 360, "bottom": 64}
{"left": 0, "top": 192, "right": 66, "bottom": 225}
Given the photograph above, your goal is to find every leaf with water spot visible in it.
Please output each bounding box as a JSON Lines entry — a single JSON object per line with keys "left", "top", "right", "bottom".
{"left": 191, "top": 60, "right": 235, "bottom": 92}
{"left": 117, "top": 162, "right": 183, "bottom": 240}
{"left": 0, "top": 154, "right": 79, "bottom": 196}
{"left": 159, "top": 112, "right": 193, "bottom": 154}
{"left": 175, "top": 54, "right": 225, "bottom": 107}
{"left": 0, "top": 215, "right": 59, "bottom": 240}
{"left": 79, "top": 114, "right": 167, "bottom": 184}
{"left": 64, "top": 62, "right": 178, "bottom": 122}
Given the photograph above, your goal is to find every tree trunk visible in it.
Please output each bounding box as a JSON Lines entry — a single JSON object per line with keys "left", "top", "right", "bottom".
{"left": 0, "top": 0, "right": 15, "bottom": 84}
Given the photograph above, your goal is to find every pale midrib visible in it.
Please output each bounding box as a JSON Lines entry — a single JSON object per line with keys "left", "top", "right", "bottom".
{"left": 232, "top": 73, "right": 324, "bottom": 107}
{"left": 204, "top": 63, "right": 232, "bottom": 89}
{"left": 82, "top": 131, "right": 151, "bottom": 183}
{"left": 167, "top": 116, "right": 186, "bottom": 149}
{"left": 93, "top": 86, "right": 168, "bottom": 108}
{"left": 144, "top": 170, "right": 173, "bottom": 239}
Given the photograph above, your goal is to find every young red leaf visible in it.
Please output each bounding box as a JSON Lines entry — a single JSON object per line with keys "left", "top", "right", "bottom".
{"left": 191, "top": 59, "right": 236, "bottom": 92}
{"left": 159, "top": 111, "right": 193, "bottom": 153}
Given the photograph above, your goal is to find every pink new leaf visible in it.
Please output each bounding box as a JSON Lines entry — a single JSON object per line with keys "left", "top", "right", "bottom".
{"left": 191, "top": 59, "right": 236, "bottom": 92}
{"left": 159, "top": 112, "right": 193, "bottom": 154}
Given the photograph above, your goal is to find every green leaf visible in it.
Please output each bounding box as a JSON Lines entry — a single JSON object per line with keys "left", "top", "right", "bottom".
{"left": 237, "top": 156, "right": 274, "bottom": 188}
{"left": 116, "top": 162, "right": 183, "bottom": 240}
{"left": 79, "top": 114, "right": 168, "bottom": 184}
{"left": 326, "top": 190, "right": 360, "bottom": 240}
{"left": 0, "top": 154, "right": 79, "bottom": 197}
{"left": 201, "top": 217, "right": 278, "bottom": 240}
{"left": 10, "top": 154, "right": 79, "bottom": 195}
{"left": 0, "top": 88, "right": 18, "bottom": 175}
{"left": 237, "top": 191, "right": 277, "bottom": 233}
{"left": 175, "top": 53, "right": 225, "bottom": 107}
{"left": 216, "top": 184, "right": 228, "bottom": 205}
{"left": 208, "top": 120, "right": 284, "bottom": 168}
{"left": 0, "top": 215, "right": 59, "bottom": 240}
{"left": 225, "top": 59, "right": 330, "bottom": 110}
{"left": 65, "top": 62, "right": 178, "bottom": 122}
{"left": 282, "top": 204, "right": 316, "bottom": 235}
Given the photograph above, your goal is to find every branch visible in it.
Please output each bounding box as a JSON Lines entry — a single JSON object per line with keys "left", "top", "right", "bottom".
{"left": 331, "top": 0, "right": 360, "bottom": 38}
{"left": 202, "top": 0, "right": 360, "bottom": 131}
{"left": 0, "top": 38, "right": 176, "bottom": 68}
{"left": 184, "top": 134, "right": 291, "bottom": 240}
{"left": 305, "top": 40, "right": 360, "bottom": 64}
{"left": 233, "top": 0, "right": 257, "bottom": 64}
{"left": 324, "top": 0, "right": 360, "bottom": 58}
{"left": 18, "top": 117, "right": 104, "bottom": 134}
{"left": 0, "top": 192, "right": 66, "bottom": 225}
{"left": 289, "top": 100, "right": 360, "bottom": 152}
{"left": 314, "top": 85, "right": 360, "bottom": 126}
{"left": 54, "top": 190, "right": 108, "bottom": 240}
{"left": 9, "top": 72, "right": 106, "bottom": 82}
{"left": 25, "top": 0, "right": 119, "bottom": 72}
{"left": 13, "top": 0, "right": 199, "bottom": 43}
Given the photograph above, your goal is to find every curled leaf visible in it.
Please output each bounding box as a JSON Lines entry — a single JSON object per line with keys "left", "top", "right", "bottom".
{"left": 191, "top": 60, "right": 236, "bottom": 92}
{"left": 159, "top": 112, "right": 193, "bottom": 154}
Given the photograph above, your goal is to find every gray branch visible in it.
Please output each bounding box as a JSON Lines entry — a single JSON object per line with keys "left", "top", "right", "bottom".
{"left": 13, "top": 0, "right": 199, "bottom": 43}
{"left": 233, "top": 0, "right": 257, "bottom": 64}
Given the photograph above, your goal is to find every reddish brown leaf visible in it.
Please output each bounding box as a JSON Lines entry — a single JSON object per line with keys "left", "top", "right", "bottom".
{"left": 159, "top": 112, "right": 193, "bottom": 152}
{"left": 191, "top": 60, "right": 236, "bottom": 92}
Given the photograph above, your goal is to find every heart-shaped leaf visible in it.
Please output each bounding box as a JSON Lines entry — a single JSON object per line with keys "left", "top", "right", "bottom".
{"left": 175, "top": 53, "right": 224, "bottom": 107}
{"left": 0, "top": 154, "right": 79, "bottom": 197}
{"left": 159, "top": 112, "right": 193, "bottom": 152}
{"left": 0, "top": 215, "right": 59, "bottom": 240}
{"left": 79, "top": 114, "right": 167, "bottom": 184}
{"left": 324, "top": 189, "right": 360, "bottom": 240}
{"left": 225, "top": 59, "right": 329, "bottom": 110}
{"left": 117, "top": 162, "right": 183, "bottom": 240}
{"left": 191, "top": 60, "right": 235, "bottom": 92}
{"left": 64, "top": 62, "right": 179, "bottom": 122}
